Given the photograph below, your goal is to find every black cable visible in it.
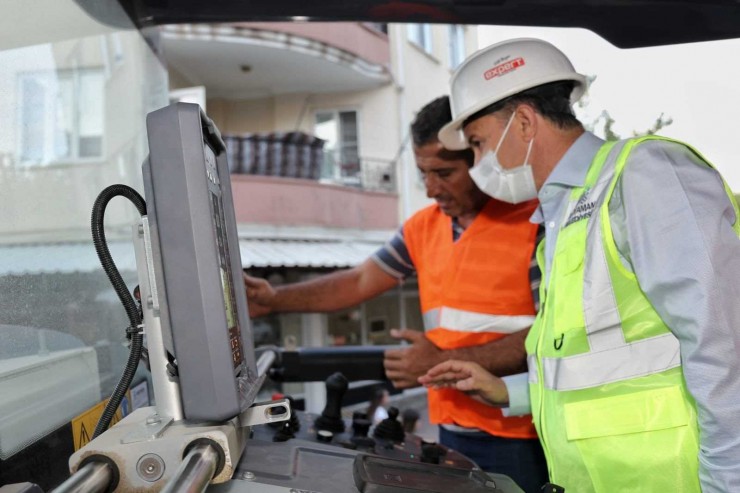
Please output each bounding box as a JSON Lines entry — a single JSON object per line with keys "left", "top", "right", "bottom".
{"left": 90, "top": 184, "right": 147, "bottom": 439}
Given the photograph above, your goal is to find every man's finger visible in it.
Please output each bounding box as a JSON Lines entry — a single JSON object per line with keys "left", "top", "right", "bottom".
{"left": 383, "top": 347, "right": 406, "bottom": 360}
{"left": 387, "top": 374, "right": 419, "bottom": 389}
{"left": 456, "top": 377, "right": 478, "bottom": 392}
{"left": 419, "top": 370, "right": 470, "bottom": 387}
{"left": 244, "top": 275, "right": 263, "bottom": 288}
{"left": 424, "top": 361, "right": 456, "bottom": 377}
{"left": 389, "top": 328, "right": 424, "bottom": 343}
{"left": 383, "top": 357, "right": 404, "bottom": 372}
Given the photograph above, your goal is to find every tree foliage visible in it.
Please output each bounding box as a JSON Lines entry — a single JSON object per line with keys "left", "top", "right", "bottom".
{"left": 576, "top": 75, "right": 673, "bottom": 141}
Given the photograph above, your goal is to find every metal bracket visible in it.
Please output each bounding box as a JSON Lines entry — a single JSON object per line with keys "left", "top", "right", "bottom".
{"left": 239, "top": 399, "right": 291, "bottom": 428}
{"left": 69, "top": 407, "right": 247, "bottom": 488}
{"left": 121, "top": 414, "right": 174, "bottom": 444}
{"left": 140, "top": 217, "right": 160, "bottom": 313}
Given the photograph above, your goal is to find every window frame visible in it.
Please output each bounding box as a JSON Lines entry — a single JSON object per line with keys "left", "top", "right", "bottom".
{"left": 312, "top": 107, "right": 362, "bottom": 180}
{"left": 448, "top": 24, "right": 466, "bottom": 69}
{"left": 16, "top": 67, "right": 106, "bottom": 168}
{"left": 406, "top": 23, "right": 433, "bottom": 54}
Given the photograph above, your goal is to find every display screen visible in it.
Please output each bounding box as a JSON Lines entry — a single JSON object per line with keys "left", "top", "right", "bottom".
{"left": 204, "top": 143, "right": 243, "bottom": 371}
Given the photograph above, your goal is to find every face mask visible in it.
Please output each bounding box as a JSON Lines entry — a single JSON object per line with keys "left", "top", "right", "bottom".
{"left": 469, "top": 114, "right": 538, "bottom": 204}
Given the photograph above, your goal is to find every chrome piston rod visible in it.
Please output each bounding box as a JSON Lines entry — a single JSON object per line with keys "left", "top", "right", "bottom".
{"left": 52, "top": 461, "right": 113, "bottom": 493}
{"left": 160, "top": 442, "right": 221, "bottom": 493}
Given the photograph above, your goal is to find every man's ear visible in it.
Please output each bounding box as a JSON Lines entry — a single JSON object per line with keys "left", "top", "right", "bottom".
{"left": 514, "top": 104, "right": 538, "bottom": 141}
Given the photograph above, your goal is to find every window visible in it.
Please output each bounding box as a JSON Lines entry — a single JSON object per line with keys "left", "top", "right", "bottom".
{"left": 407, "top": 24, "right": 433, "bottom": 54}
{"left": 364, "top": 22, "right": 388, "bottom": 35}
{"left": 449, "top": 25, "right": 466, "bottom": 69}
{"left": 314, "top": 110, "right": 360, "bottom": 184}
{"left": 18, "top": 68, "right": 105, "bottom": 166}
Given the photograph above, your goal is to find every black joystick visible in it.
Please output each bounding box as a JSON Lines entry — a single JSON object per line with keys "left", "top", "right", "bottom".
{"left": 273, "top": 397, "right": 301, "bottom": 442}
{"left": 372, "top": 406, "right": 405, "bottom": 443}
{"left": 420, "top": 440, "right": 447, "bottom": 464}
{"left": 351, "top": 411, "right": 372, "bottom": 438}
{"left": 350, "top": 411, "right": 375, "bottom": 450}
{"left": 273, "top": 421, "right": 296, "bottom": 442}
{"left": 314, "top": 372, "right": 348, "bottom": 433}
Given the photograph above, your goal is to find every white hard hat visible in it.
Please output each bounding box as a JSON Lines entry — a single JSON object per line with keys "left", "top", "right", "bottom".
{"left": 438, "top": 38, "right": 587, "bottom": 150}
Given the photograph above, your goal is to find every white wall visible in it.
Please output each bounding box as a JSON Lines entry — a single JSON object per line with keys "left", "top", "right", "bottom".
{"left": 390, "top": 24, "right": 479, "bottom": 219}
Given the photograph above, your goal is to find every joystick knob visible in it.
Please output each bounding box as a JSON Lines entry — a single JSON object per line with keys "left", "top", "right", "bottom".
{"left": 372, "top": 406, "right": 405, "bottom": 443}
{"left": 314, "top": 372, "right": 348, "bottom": 433}
{"left": 420, "top": 440, "right": 448, "bottom": 464}
{"left": 351, "top": 411, "right": 372, "bottom": 438}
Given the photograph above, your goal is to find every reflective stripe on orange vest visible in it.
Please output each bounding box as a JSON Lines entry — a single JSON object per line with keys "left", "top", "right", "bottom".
{"left": 423, "top": 307, "right": 535, "bottom": 333}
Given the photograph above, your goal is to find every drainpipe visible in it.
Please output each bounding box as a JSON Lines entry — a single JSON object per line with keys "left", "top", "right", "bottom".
{"left": 393, "top": 24, "right": 412, "bottom": 222}
{"left": 393, "top": 25, "right": 409, "bottom": 331}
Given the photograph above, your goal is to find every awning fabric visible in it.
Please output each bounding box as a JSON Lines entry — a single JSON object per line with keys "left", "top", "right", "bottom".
{"left": 0, "top": 238, "right": 383, "bottom": 275}
{"left": 239, "top": 238, "right": 380, "bottom": 268}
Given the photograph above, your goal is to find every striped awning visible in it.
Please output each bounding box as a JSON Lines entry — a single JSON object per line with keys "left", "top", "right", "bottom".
{"left": 240, "top": 238, "right": 379, "bottom": 268}
{"left": 0, "top": 241, "right": 137, "bottom": 276}
{"left": 0, "top": 238, "right": 383, "bottom": 275}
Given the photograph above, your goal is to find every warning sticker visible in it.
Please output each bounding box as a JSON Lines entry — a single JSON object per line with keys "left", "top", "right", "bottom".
{"left": 130, "top": 380, "right": 150, "bottom": 411}
{"left": 71, "top": 390, "right": 132, "bottom": 451}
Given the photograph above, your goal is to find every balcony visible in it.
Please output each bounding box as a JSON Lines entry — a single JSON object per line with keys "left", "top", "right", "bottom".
{"left": 161, "top": 22, "right": 391, "bottom": 99}
{"left": 230, "top": 174, "right": 398, "bottom": 231}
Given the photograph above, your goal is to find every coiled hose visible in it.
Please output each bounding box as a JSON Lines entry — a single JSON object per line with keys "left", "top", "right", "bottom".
{"left": 90, "top": 184, "right": 147, "bottom": 439}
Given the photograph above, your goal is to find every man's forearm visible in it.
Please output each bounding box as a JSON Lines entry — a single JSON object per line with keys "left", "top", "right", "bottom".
{"left": 270, "top": 259, "right": 399, "bottom": 313}
{"left": 445, "top": 329, "right": 529, "bottom": 377}
{"left": 271, "top": 269, "right": 364, "bottom": 312}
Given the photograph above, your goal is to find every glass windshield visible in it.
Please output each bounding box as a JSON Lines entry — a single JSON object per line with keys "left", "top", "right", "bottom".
{"left": 3, "top": 2, "right": 740, "bottom": 489}
{"left": 0, "top": 0, "right": 168, "bottom": 483}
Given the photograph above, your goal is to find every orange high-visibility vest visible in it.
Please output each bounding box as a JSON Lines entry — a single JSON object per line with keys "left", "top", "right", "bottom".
{"left": 404, "top": 198, "right": 539, "bottom": 439}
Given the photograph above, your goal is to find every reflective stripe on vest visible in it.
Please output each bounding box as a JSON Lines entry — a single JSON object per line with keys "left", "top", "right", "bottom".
{"left": 527, "top": 354, "right": 538, "bottom": 384}
{"left": 422, "top": 307, "right": 535, "bottom": 334}
{"left": 541, "top": 333, "right": 680, "bottom": 391}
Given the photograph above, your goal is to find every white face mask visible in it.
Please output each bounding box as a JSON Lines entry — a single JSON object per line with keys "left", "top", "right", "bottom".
{"left": 469, "top": 114, "right": 538, "bottom": 204}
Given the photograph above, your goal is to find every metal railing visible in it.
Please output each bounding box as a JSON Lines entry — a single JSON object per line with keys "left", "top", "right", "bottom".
{"left": 224, "top": 134, "right": 396, "bottom": 193}
{"left": 319, "top": 153, "right": 396, "bottom": 193}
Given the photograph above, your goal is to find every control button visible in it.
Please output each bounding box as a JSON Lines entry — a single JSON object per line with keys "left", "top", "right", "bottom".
{"left": 316, "top": 430, "right": 333, "bottom": 443}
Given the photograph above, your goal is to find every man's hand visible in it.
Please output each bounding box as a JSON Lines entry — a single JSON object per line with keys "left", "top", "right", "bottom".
{"left": 243, "top": 273, "right": 276, "bottom": 318}
{"left": 383, "top": 328, "right": 445, "bottom": 389}
{"left": 418, "top": 360, "right": 509, "bottom": 407}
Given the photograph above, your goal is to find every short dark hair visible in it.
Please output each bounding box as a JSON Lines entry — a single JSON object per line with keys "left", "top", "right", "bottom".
{"left": 462, "top": 81, "right": 582, "bottom": 130}
{"left": 411, "top": 95, "right": 474, "bottom": 166}
{"left": 411, "top": 95, "right": 452, "bottom": 147}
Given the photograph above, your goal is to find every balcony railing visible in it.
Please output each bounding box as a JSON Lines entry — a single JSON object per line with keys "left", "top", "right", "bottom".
{"left": 319, "top": 154, "right": 396, "bottom": 193}
{"left": 224, "top": 133, "right": 396, "bottom": 193}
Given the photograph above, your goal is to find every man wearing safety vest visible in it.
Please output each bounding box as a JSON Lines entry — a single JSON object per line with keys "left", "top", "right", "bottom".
{"left": 420, "top": 38, "right": 740, "bottom": 492}
{"left": 244, "top": 96, "right": 549, "bottom": 492}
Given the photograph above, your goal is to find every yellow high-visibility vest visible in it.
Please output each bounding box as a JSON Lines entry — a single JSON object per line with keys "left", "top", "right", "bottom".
{"left": 526, "top": 136, "right": 740, "bottom": 491}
